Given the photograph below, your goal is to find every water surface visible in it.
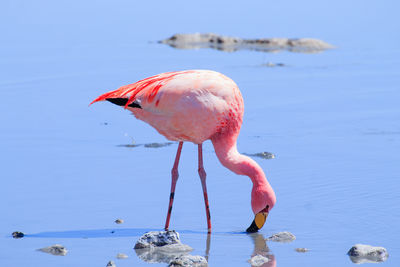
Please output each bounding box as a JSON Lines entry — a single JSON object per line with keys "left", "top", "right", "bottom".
{"left": 1, "top": 0, "right": 399, "bottom": 266}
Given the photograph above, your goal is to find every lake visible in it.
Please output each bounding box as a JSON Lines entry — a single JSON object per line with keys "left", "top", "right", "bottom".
{"left": 1, "top": 0, "right": 399, "bottom": 266}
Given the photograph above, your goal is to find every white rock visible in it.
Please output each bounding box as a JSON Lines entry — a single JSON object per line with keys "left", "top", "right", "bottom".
{"left": 134, "top": 231, "right": 193, "bottom": 264}
{"left": 169, "top": 255, "right": 208, "bottom": 267}
{"left": 248, "top": 255, "right": 270, "bottom": 266}
{"left": 134, "top": 230, "right": 182, "bottom": 249}
{"left": 347, "top": 244, "right": 389, "bottom": 264}
{"left": 37, "top": 244, "right": 68, "bottom": 256}
{"left": 266, "top": 232, "right": 296, "bottom": 243}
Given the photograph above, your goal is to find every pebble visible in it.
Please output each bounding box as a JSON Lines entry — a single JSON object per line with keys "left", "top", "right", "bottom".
{"left": 347, "top": 244, "right": 389, "bottom": 264}
{"left": 114, "top": 219, "right": 124, "bottom": 224}
{"left": 12, "top": 231, "right": 25, "bottom": 239}
{"left": 248, "top": 255, "right": 270, "bottom": 266}
{"left": 295, "top": 248, "right": 309, "bottom": 253}
{"left": 116, "top": 253, "right": 128, "bottom": 259}
{"left": 262, "top": 62, "right": 285, "bottom": 67}
{"left": 169, "top": 255, "right": 208, "bottom": 267}
{"left": 266, "top": 231, "right": 296, "bottom": 243}
{"left": 37, "top": 244, "right": 68, "bottom": 256}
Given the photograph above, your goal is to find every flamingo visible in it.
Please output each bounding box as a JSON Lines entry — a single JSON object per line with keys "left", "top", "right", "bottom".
{"left": 90, "top": 70, "right": 276, "bottom": 233}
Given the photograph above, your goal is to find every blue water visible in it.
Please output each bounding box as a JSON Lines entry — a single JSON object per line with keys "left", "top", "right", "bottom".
{"left": 1, "top": 0, "right": 400, "bottom": 266}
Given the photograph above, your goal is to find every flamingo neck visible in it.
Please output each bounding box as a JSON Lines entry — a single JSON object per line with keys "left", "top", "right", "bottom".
{"left": 211, "top": 133, "right": 268, "bottom": 187}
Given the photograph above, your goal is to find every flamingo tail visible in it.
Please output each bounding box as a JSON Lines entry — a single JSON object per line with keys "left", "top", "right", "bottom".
{"left": 89, "top": 89, "right": 142, "bottom": 109}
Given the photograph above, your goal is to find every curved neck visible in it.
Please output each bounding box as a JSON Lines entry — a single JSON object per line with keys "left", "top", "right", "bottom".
{"left": 211, "top": 134, "right": 268, "bottom": 187}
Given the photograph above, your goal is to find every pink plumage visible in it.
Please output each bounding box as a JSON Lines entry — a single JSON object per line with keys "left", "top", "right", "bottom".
{"left": 91, "top": 70, "right": 276, "bottom": 232}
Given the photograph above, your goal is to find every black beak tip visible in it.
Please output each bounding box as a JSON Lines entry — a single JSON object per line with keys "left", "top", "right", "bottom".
{"left": 246, "top": 220, "right": 259, "bottom": 233}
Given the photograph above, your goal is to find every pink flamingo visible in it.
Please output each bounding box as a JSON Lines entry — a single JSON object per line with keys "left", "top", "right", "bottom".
{"left": 91, "top": 70, "right": 276, "bottom": 233}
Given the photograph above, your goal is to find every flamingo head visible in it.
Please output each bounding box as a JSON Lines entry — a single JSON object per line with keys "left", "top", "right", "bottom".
{"left": 247, "top": 184, "right": 276, "bottom": 233}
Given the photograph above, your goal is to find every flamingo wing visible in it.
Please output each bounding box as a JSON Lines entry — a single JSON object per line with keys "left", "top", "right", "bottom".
{"left": 90, "top": 71, "right": 194, "bottom": 109}
{"left": 91, "top": 70, "right": 243, "bottom": 143}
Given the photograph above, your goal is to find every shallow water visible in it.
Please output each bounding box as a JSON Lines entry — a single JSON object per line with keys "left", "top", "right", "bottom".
{"left": 1, "top": 0, "right": 400, "bottom": 266}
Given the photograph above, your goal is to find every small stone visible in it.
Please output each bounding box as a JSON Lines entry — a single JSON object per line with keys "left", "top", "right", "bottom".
{"left": 347, "top": 244, "right": 389, "bottom": 264}
{"left": 115, "top": 219, "right": 124, "bottom": 224}
{"left": 169, "top": 255, "right": 208, "bottom": 267}
{"left": 12, "top": 231, "right": 25, "bottom": 239}
{"left": 106, "top": 260, "right": 116, "bottom": 267}
{"left": 37, "top": 244, "right": 68, "bottom": 256}
{"left": 248, "top": 255, "right": 270, "bottom": 266}
{"left": 254, "top": 152, "right": 275, "bottom": 159}
{"left": 266, "top": 231, "right": 296, "bottom": 243}
{"left": 295, "top": 248, "right": 309, "bottom": 253}
{"left": 116, "top": 253, "right": 128, "bottom": 259}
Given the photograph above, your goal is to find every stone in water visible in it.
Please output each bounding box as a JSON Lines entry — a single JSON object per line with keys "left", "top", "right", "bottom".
{"left": 266, "top": 231, "right": 296, "bottom": 243}
{"left": 37, "top": 244, "right": 68, "bottom": 256}
{"left": 169, "top": 255, "right": 208, "bottom": 267}
{"left": 347, "top": 244, "right": 388, "bottom": 264}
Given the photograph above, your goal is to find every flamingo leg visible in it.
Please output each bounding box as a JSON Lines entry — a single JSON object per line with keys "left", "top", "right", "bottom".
{"left": 198, "top": 143, "right": 212, "bottom": 232}
{"left": 164, "top": 141, "right": 183, "bottom": 230}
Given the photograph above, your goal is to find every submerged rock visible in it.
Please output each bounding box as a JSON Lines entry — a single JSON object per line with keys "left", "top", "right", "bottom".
{"left": 248, "top": 254, "right": 270, "bottom": 266}
{"left": 295, "top": 248, "right": 309, "bottom": 253}
{"left": 347, "top": 244, "right": 389, "bottom": 264}
{"left": 37, "top": 244, "right": 68, "bottom": 256}
{"left": 12, "top": 231, "right": 25, "bottom": 239}
{"left": 262, "top": 62, "right": 285, "bottom": 68}
{"left": 144, "top": 142, "right": 174, "bottom": 148}
{"left": 160, "top": 33, "right": 334, "bottom": 54}
{"left": 169, "top": 255, "right": 208, "bottom": 267}
{"left": 116, "top": 253, "right": 128, "bottom": 259}
{"left": 134, "top": 231, "right": 192, "bottom": 264}
{"left": 245, "top": 152, "right": 275, "bottom": 159}
{"left": 266, "top": 232, "right": 296, "bottom": 243}
{"left": 106, "top": 260, "right": 116, "bottom": 267}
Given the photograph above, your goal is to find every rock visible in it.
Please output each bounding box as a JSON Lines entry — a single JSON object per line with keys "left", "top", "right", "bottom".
{"left": 295, "top": 248, "right": 309, "bottom": 253}
{"left": 262, "top": 62, "right": 285, "bottom": 68}
{"left": 248, "top": 254, "right": 270, "bottom": 266}
{"left": 144, "top": 142, "right": 174, "bottom": 148}
{"left": 106, "top": 260, "right": 116, "bottom": 267}
{"left": 115, "top": 218, "right": 124, "bottom": 224}
{"left": 347, "top": 244, "right": 389, "bottom": 264}
{"left": 169, "top": 255, "right": 208, "bottom": 267}
{"left": 246, "top": 152, "right": 275, "bottom": 159}
{"left": 134, "top": 231, "right": 193, "bottom": 264}
{"left": 134, "top": 230, "right": 182, "bottom": 249}
{"left": 266, "top": 232, "right": 296, "bottom": 243}
{"left": 37, "top": 244, "right": 68, "bottom": 256}
{"left": 160, "top": 33, "right": 334, "bottom": 54}
{"left": 116, "top": 253, "right": 128, "bottom": 259}
{"left": 12, "top": 231, "right": 25, "bottom": 239}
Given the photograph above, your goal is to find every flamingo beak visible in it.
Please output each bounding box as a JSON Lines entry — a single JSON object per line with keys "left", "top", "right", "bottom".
{"left": 246, "top": 211, "right": 269, "bottom": 233}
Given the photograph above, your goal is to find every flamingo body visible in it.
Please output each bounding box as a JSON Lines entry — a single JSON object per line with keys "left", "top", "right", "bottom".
{"left": 92, "top": 70, "right": 243, "bottom": 144}
{"left": 91, "top": 70, "right": 276, "bottom": 232}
